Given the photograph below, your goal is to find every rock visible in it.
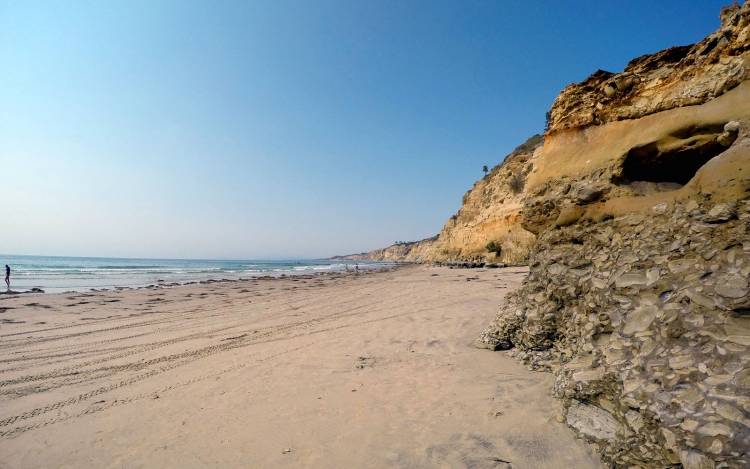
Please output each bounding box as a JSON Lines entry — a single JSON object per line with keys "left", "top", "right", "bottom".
{"left": 575, "top": 185, "right": 603, "bottom": 204}
{"left": 625, "top": 410, "right": 645, "bottom": 432}
{"left": 724, "top": 317, "right": 750, "bottom": 346}
{"left": 680, "top": 450, "right": 715, "bottom": 469}
{"left": 613, "top": 75, "right": 635, "bottom": 92}
{"left": 724, "top": 120, "right": 740, "bottom": 133}
{"left": 615, "top": 271, "right": 648, "bottom": 288}
{"left": 646, "top": 268, "right": 660, "bottom": 285}
{"left": 713, "top": 403, "right": 750, "bottom": 427}
{"left": 714, "top": 274, "right": 748, "bottom": 299}
{"left": 704, "top": 203, "right": 736, "bottom": 223}
{"left": 696, "top": 422, "right": 732, "bottom": 437}
{"left": 686, "top": 289, "right": 715, "bottom": 308}
{"left": 668, "top": 354, "right": 693, "bottom": 370}
{"left": 717, "top": 121, "right": 740, "bottom": 146}
{"left": 566, "top": 401, "right": 623, "bottom": 441}
{"left": 668, "top": 258, "right": 695, "bottom": 273}
{"left": 622, "top": 304, "right": 657, "bottom": 335}
{"left": 571, "top": 367, "right": 605, "bottom": 385}
{"left": 652, "top": 202, "right": 668, "bottom": 215}
{"left": 473, "top": 337, "right": 502, "bottom": 351}
{"left": 736, "top": 369, "right": 750, "bottom": 389}
{"left": 681, "top": 420, "right": 700, "bottom": 432}
{"left": 717, "top": 130, "right": 738, "bottom": 147}
{"left": 685, "top": 199, "right": 700, "bottom": 212}
{"left": 707, "top": 439, "right": 723, "bottom": 455}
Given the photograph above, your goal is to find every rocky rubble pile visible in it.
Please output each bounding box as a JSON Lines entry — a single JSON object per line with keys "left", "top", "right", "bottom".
{"left": 480, "top": 198, "right": 750, "bottom": 467}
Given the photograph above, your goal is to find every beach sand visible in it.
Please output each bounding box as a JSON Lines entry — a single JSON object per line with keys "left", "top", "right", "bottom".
{"left": 0, "top": 266, "right": 601, "bottom": 468}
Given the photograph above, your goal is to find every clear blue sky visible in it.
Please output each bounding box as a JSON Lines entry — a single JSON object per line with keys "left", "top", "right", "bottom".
{"left": 0, "top": 0, "right": 732, "bottom": 259}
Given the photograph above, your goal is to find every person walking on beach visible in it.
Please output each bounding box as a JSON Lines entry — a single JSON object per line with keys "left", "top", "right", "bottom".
{"left": 5, "top": 265, "right": 9, "bottom": 290}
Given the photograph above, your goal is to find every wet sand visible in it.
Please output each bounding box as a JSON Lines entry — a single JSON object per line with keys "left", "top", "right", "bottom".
{"left": 0, "top": 265, "right": 601, "bottom": 468}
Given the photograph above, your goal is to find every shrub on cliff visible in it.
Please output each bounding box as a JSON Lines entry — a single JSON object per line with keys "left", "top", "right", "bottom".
{"left": 485, "top": 240, "right": 502, "bottom": 255}
{"left": 508, "top": 172, "right": 525, "bottom": 194}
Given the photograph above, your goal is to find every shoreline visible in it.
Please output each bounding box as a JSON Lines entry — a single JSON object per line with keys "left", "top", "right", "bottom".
{"left": 0, "top": 265, "right": 602, "bottom": 468}
{"left": 1, "top": 262, "right": 401, "bottom": 296}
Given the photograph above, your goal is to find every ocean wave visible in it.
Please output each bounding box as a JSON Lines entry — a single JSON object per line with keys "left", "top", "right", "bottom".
{"left": 3, "top": 255, "right": 392, "bottom": 292}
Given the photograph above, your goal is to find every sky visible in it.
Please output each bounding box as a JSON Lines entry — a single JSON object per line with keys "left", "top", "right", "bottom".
{"left": 0, "top": 0, "right": 734, "bottom": 259}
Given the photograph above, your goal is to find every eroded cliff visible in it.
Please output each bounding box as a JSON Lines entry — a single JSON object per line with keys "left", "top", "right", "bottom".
{"left": 331, "top": 237, "right": 436, "bottom": 263}
{"left": 479, "top": 3, "right": 750, "bottom": 467}
{"left": 334, "top": 136, "right": 541, "bottom": 265}
{"left": 415, "top": 135, "right": 541, "bottom": 265}
{"left": 547, "top": 3, "right": 749, "bottom": 134}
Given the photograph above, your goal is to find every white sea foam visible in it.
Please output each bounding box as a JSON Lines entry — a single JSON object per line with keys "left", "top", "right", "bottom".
{"left": 1, "top": 255, "right": 393, "bottom": 293}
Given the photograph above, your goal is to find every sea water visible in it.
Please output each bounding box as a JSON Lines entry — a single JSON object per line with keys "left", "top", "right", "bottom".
{"left": 0, "top": 255, "right": 389, "bottom": 293}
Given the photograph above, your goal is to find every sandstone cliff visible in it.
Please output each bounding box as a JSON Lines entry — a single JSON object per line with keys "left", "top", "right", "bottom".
{"left": 546, "top": 3, "right": 749, "bottom": 133}
{"left": 479, "top": 3, "right": 750, "bottom": 467}
{"left": 330, "top": 237, "right": 436, "bottom": 263}
{"left": 414, "top": 135, "right": 541, "bottom": 265}
{"left": 333, "top": 135, "right": 542, "bottom": 265}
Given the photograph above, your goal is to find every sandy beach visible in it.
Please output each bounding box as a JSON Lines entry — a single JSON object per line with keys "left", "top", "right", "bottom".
{"left": 0, "top": 265, "right": 601, "bottom": 468}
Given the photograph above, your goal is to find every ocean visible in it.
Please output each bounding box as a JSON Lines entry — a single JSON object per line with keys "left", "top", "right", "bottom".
{"left": 0, "top": 255, "right": 389, "bottom": 293}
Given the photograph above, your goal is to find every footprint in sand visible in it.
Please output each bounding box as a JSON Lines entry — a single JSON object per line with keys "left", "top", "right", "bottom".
{"left": 355, "top": 356, "right": 375, "bottom": 369}
{"left": 422, "top": 433, "right": 512, "bottom": 468}
{"left": 1, "top": 318, "right": 26, "bottom": 324}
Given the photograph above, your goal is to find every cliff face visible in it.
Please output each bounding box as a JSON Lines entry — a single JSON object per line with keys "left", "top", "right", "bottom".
{"left": 415, "top": 135, "right": 541, "bottom": 265}
{"left": 331, "top": 237, "right": 436, "bottom": 263}
{"left": 479, "top": 3, "right": 750, "bottom": 467}
{"left": 547, "top": 3, "right": 749, "bottom": 133}
{"left": 334, "top": 136, "right": 542, "bottom": 265}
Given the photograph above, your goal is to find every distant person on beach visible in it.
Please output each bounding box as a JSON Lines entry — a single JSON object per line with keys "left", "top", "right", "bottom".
{"left": 5, "top": 265, "right": 9, "bottom": 289}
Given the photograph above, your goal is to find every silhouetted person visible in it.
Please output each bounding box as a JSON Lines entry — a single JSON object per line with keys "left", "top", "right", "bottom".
{"left": 5, "top": 265, "right": 9, "bottom": 290}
